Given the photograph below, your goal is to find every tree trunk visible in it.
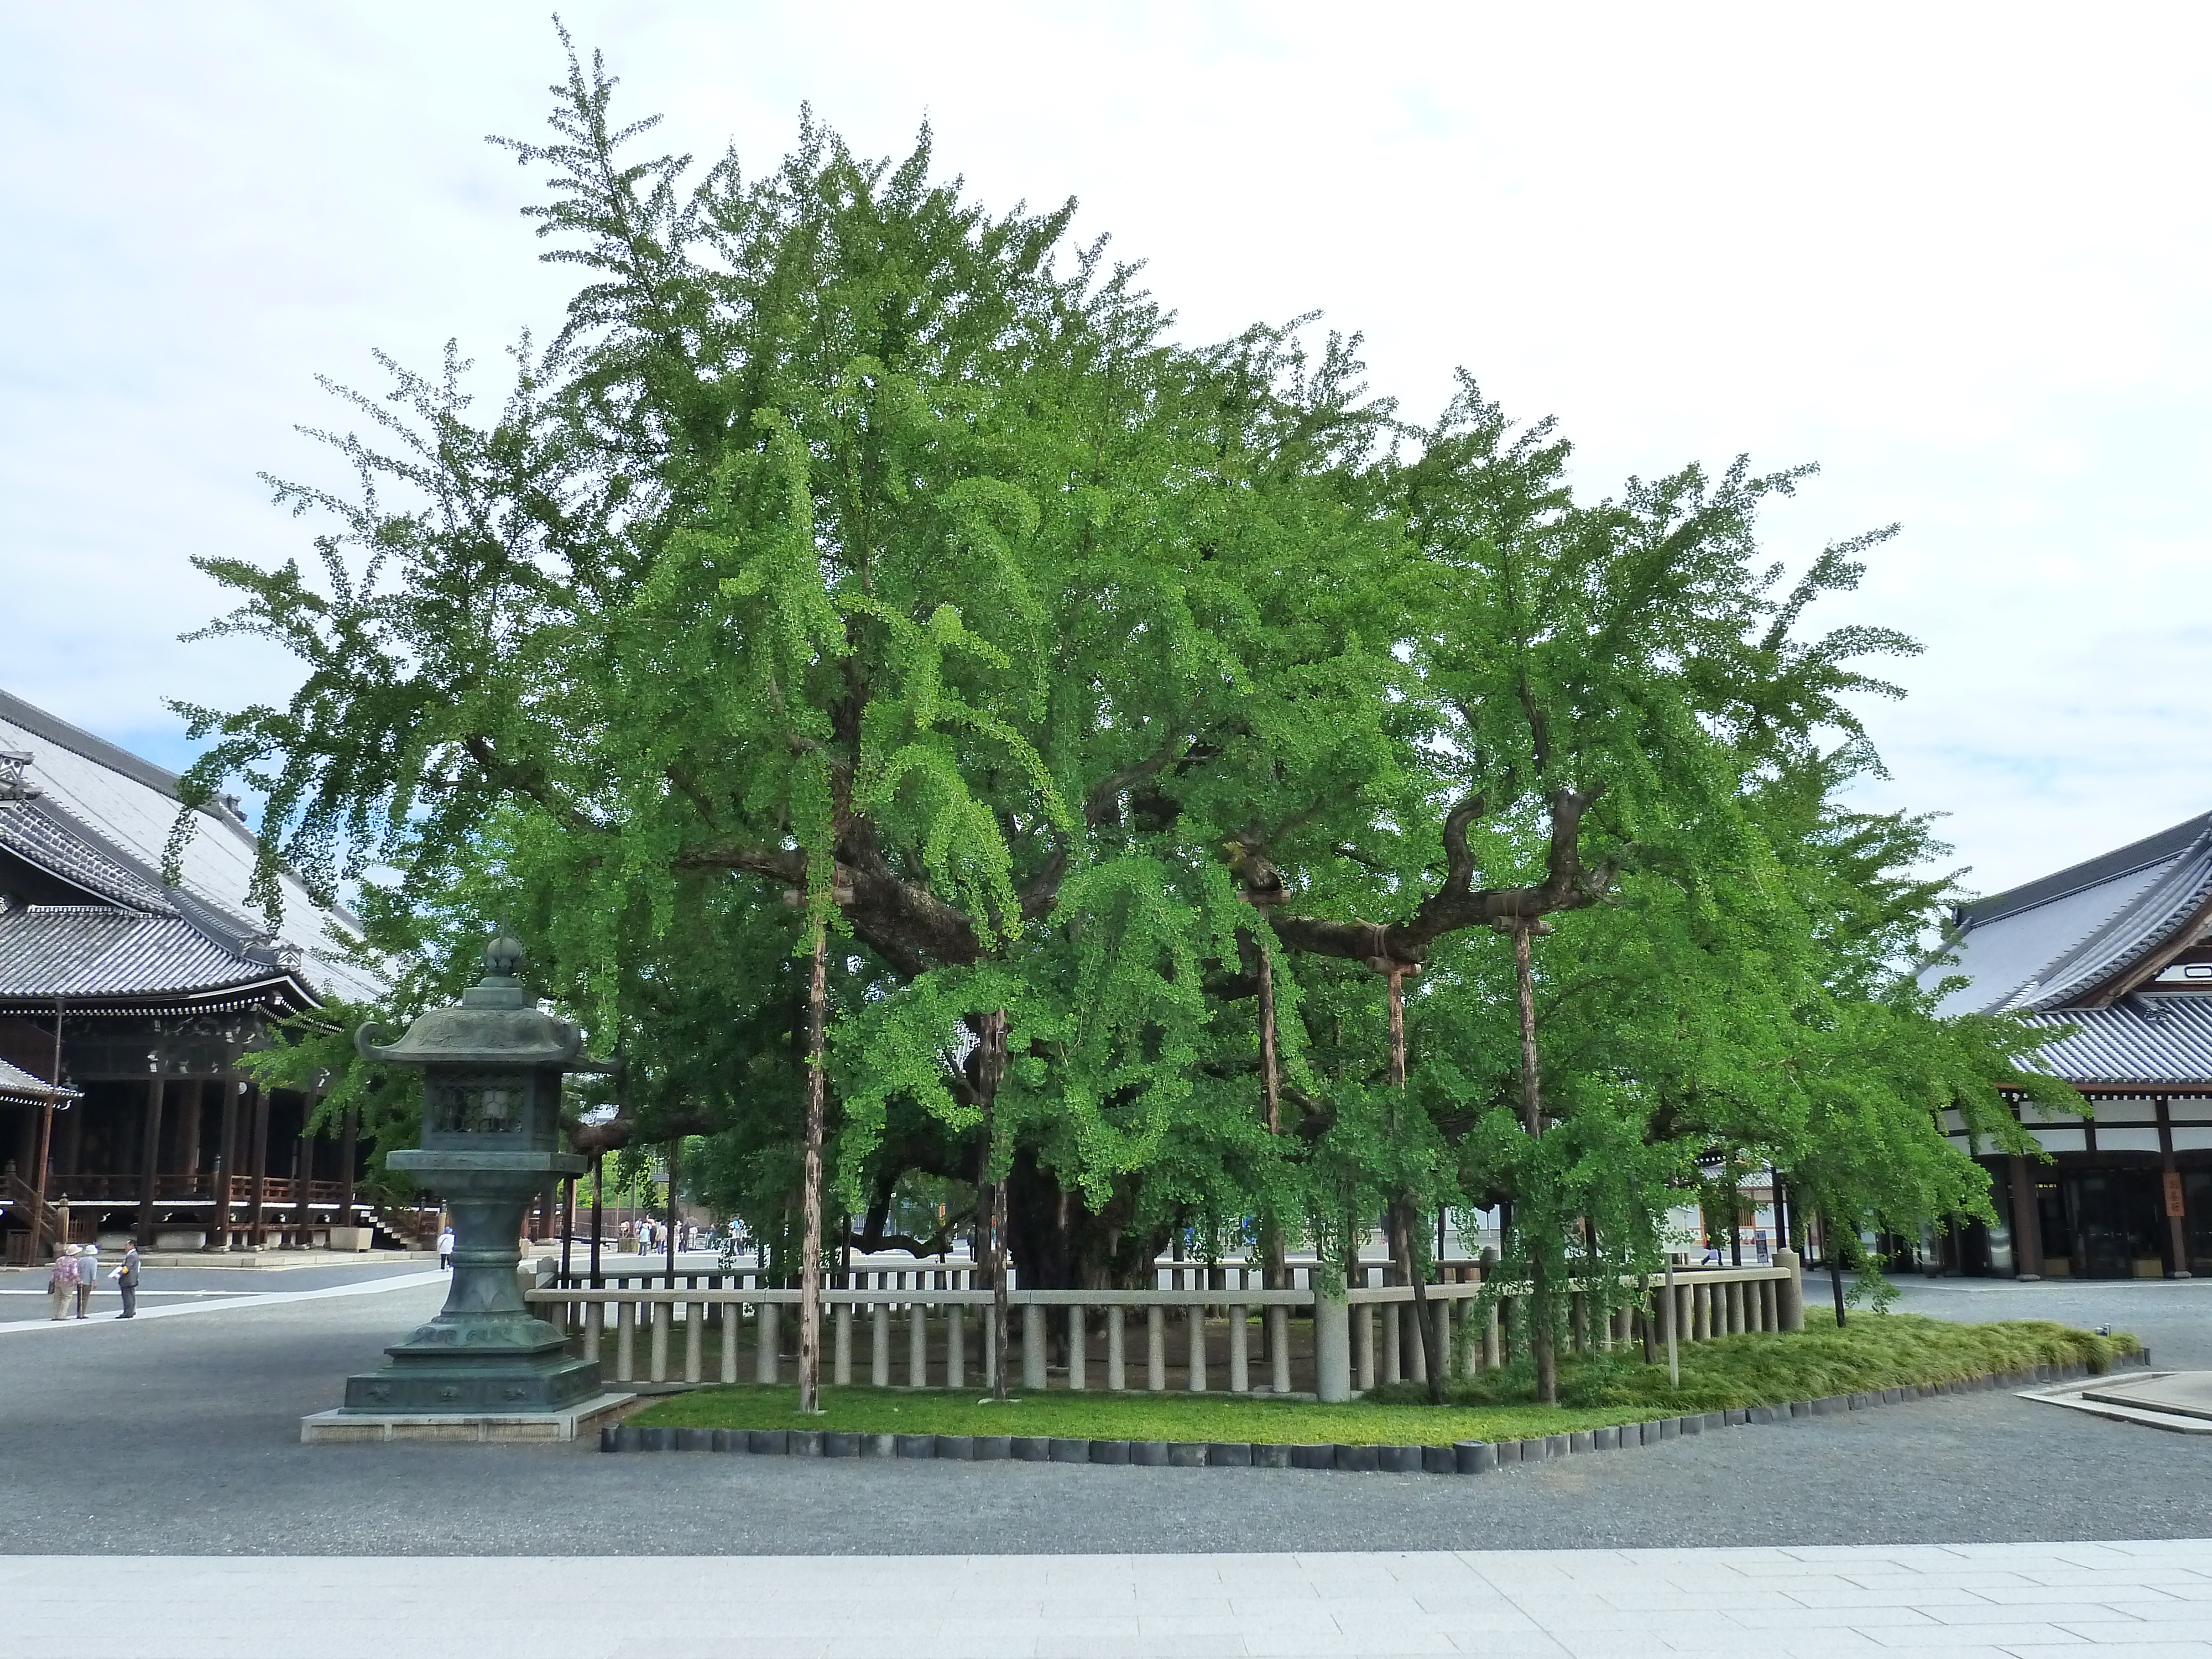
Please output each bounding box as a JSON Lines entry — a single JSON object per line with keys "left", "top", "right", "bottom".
{"left": 1512, "top": 923, "right": 1557, "bottom": 1406}
{"left": 1823, "top": 1211, "right": 1848, "bottom": 1328}
{"left": 589, "top": 1150, "right": 603, "bottom": 1287}
{"left": 797, "top": 914, "right": 830, "bottom": 1413}
{"left": 665, "top": 1136, "right": 681, "bottom": 1279}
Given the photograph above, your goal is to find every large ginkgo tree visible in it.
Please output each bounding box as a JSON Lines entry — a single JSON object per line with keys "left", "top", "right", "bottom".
{"left": 185, "top": 38, "right": 2066, "bottom": 1410}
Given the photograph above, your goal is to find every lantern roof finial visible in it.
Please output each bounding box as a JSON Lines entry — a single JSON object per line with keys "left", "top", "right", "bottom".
{"left": 482, "top": 927, "right": 525, "bottom": 983}
{"left": 353, "top": 921, "right": 613, "bottom": 1071}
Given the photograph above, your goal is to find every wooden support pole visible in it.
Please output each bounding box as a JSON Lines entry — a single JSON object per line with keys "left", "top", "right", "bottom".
{"left": 797, "top": 915, "right": 828, "bottom": 1413}
{"left": 27, "top": 997, "right": 62, "bottom": 1259}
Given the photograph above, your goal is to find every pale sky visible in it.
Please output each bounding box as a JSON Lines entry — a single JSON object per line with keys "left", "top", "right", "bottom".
{"left": 3, "top": 3, "right": 2208, "bottom": 898}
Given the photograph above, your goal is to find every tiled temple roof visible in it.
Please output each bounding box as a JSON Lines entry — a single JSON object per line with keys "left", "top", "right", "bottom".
{"left": 1923, "top": 813, "right": 2212, "bottom": 1016}
{"left": 1920, "top": 811, "right": 2212, "bottom": 1092}
{"left": 0, "top": 690, "right": 384, "bottom": 1008}
{"left": 0, "top": 1053, "right": 75, "bottom": 1104}
{"left": 2017, "top": 998, "right": 2212, "bottom": 1088}
{"left": 0, "top": 905, "right": 306, "bottom": 1006}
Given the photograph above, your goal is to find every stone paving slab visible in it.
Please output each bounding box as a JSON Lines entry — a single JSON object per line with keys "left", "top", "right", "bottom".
{"left": 7, "top": 1545, "right": 2212, "bottom": 1658}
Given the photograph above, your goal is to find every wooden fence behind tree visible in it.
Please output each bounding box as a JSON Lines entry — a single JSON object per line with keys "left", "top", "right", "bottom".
{"left": 525, "top": 1251, "right": 1803, "bottom": 1400}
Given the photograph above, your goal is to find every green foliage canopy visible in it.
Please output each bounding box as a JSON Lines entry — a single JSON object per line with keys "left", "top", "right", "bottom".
{"left": 184, "top": 40, "right": 2071, "bottom": 1303}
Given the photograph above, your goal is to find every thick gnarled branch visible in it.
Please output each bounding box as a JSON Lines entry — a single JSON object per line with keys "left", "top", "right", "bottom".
{"left": 1266, "top": 786, "right": 1615, "bottom": 972}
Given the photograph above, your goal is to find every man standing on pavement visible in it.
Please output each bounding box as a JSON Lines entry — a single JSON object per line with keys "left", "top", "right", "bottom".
{"left": 114, "top": 1240, "right": 140, "bottom": 1318}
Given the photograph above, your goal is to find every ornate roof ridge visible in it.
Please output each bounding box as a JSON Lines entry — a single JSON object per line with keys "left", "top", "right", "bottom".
{"left": 2012, "top": 834, "right": 2212, "bottom": 1011}
{"left": 0, "top": 799, "right": 179, "bottom": 916}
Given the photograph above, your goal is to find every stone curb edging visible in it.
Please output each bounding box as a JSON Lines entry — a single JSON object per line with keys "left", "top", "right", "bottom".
{"left": 598, "top": 1357, "right": 2141, "bottom": 1473}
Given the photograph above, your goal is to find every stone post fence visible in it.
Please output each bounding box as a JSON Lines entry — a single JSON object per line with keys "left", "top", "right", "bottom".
{"left": 522, "top": 1251, "right": 1804, "bottom": 1397}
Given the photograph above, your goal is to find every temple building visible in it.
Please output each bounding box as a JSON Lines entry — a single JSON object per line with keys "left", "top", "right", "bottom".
{"left": 0, "top": 689, "right": 390, "bottom": 1262}
{"left": 1924, "top": 810, "right": 2212, "bottom": 1279}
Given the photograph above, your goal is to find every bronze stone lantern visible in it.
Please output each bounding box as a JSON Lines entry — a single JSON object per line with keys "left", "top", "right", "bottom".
{"left": 337, "top": 931, "right": 607, "bottom": 1416}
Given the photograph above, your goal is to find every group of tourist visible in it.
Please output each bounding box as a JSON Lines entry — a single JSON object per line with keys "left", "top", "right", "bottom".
{"left": 44, "top": 1240, "right": 140, "bottom": 1321}
{"left": 613, "top": 1217, "right": 716, "bottom": 1254}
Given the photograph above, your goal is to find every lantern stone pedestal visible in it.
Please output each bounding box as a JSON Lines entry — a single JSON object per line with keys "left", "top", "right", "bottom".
{"left": 303, "top": 935, "right": 633, "bottom": 1444}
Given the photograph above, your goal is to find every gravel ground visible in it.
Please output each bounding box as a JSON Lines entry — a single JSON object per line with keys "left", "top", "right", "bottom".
{"left": 2, "top": 1274, "right": 2208, "bottom": 1556}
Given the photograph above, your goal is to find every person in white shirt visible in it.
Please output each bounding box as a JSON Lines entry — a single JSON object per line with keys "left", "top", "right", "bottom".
{"left": 437, "top": 1227, "right": 455, "bottom": 1269}
{"left": 74, "top": 1243, "right": 98, "bottom": 1318}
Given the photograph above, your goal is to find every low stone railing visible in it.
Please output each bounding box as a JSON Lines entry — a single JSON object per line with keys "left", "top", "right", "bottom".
{"left": 524, "top": 1251, "right": 1803, "bottom": 1402}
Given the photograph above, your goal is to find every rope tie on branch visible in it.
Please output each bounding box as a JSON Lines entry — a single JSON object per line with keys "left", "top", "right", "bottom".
{"left": 1351, "top": 920, "right": 1421, "bottom": 1085}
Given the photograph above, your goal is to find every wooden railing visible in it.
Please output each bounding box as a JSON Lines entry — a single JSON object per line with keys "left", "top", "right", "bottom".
{"left": 226, "top": 1177, "right": 347, "bottom": 1204}
{"left": 525, "top": 1253, "right": 1804, "bottom": 1400}
{"left": 26, "top": 1174, "right": 355, "bottom": 1204}
{"left": 1, "top": 1170, "right": 67, "bottom": 1259}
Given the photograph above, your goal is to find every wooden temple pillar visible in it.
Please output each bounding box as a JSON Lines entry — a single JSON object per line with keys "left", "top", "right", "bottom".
{"left": 2158, "top": 1095, "right": 2191, "bottom": 1279}
{"left": 176, "top": 1079, "right": 204, "bottom": 1202}
{"left": 135, "top": 1066, "right": 167, "bottom": 1248}
{"left": 247, "top": 1084, "right": 269, "bottom": 1249}
{"left": 56, "top": 1101, "right": 84, "bottom": 1188}
{"left": 2007, "top": 1152, "right": 2044, "bottom": 1280}
{"left": 291, "top": 1104, "right": 317, "bottom": 1247}
{"left": 338, "top": 1104, "right": 358, "bottom": 1227}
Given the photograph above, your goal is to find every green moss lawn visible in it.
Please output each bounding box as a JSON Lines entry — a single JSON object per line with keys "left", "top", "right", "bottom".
{"left": 630, "top": 1311, "right": 2139, "bottom": 1444}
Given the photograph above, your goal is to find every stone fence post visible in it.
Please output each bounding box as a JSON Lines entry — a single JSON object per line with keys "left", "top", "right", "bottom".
{"left": 1313, "top": 1285, "right": 1352, "bottom": 1402}
{"left": 1774, "top": 1247, "right": 1804, "bottom": 1332}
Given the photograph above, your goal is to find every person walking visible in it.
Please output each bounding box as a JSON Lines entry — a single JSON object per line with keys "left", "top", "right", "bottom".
{"left": 114, "top": 1241, "right": 140, "bottom": 1318}
{"left": 437, "top": 1225, "right": 455, "bottom": 1270}
{"left": 45, "top": 1248, "right": 77, "bottom": 1321}
{"left": 74, "top": 1243, "right": 98, "bottom": 1318}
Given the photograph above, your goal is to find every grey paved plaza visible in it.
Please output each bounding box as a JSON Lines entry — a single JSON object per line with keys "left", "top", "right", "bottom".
{"left": 2, "top": 1264, "right": 2210, "bottom": 1556}
{"left": 11, "top": 1543, "right": 2212, "bottom": 1658}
